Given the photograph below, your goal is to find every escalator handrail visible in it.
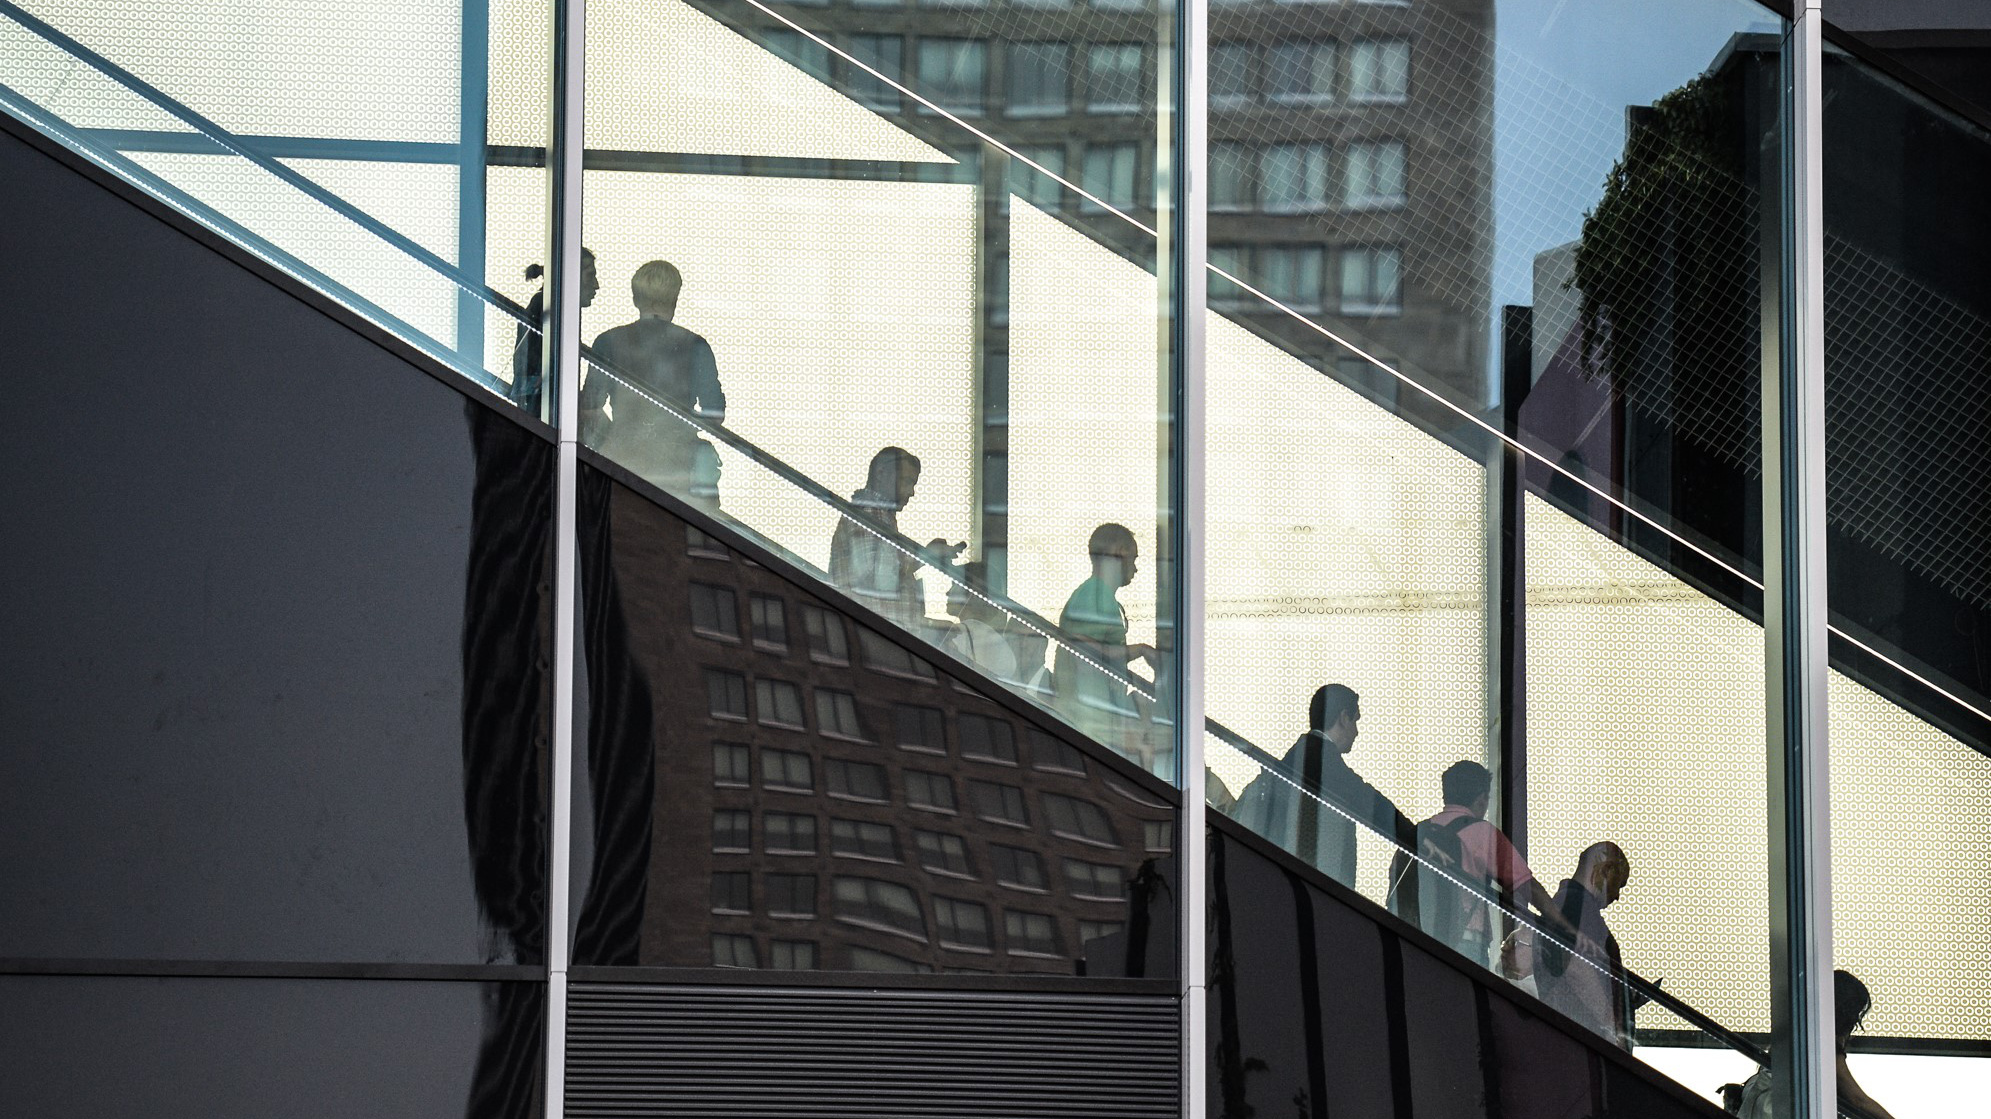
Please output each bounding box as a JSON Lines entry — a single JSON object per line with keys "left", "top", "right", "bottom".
{"left": 0, "top": 0, "right": 534, "bottom": 330}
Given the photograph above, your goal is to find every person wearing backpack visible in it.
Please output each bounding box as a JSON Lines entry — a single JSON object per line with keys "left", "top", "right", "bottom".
{"left": 1397, "top": 761, "right": 1575, "bottom": 970}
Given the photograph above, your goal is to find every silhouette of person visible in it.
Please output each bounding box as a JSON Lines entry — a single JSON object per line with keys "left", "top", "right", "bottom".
{"left": 828, "top": 447, "right": 964, "bottom": 629}
{"left": 1534, "top": 841, "right": 1636, "bottom": 1048}
{"left": 510, "top": 248, "right": 598, "bottom": 420}
{"left": 1053, "top": 523, "right": 1156, "bottom": 764}
{"left": 1735, "top": 970, "right": 1901, "bottom": 1119}
{"left": 582, "top": 260, "right": 726, "bottom": 497}
{"left": 687, "top": 439, "right": 723, "bottom": 517}
{"left": 1406, "top": 760, "right": 1575, "bottom": 968}
{"left": 1231, "top": 684, "right": 1413, "bottom": 888}
{"left": 943, "top": 561, "right": 1024, "bottom": 685}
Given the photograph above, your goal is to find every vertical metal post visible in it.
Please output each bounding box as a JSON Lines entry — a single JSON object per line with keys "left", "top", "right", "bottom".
{"left": 976, "top": 147, "right": 1012, "bottom": 593}
{"left": 456, "top": 0, "right": 490, "bottom": 365}
{"left": 1168, "top": 0, "right": 1208, "bottom": 1112}
{"left": 541, "top": 0, "right": 586, "bottom": 1115}
{"left": 1767, "top": 7, "right": 1833, "bottom": 1118}
{"left": 1492, "top": 306, "right": 1532, "bottom": 851}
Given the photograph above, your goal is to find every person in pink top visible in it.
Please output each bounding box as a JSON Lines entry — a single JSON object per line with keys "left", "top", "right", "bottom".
{"left": 1412, "top": 761, "right": 1574, "bottom": 969}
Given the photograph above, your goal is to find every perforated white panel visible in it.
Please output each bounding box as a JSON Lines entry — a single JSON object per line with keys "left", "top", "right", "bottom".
{"left": 1527, "top": 493, "right": 1991, "bottom": 1042}
{"left": 14, "top": 0, "right": 460, "bottom": 142}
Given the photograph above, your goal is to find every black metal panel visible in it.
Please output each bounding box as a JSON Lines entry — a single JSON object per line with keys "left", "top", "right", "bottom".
{"left": 570, "top": 459, "right": 1176, "bottom": 979}
{"left": 0, "top": 975, "right": 544, "bottom": 1119}
{"left": 1208, "top": 819, "right": 1726, "bottom": 1119}
{"left": 0, "top": 123, "right": 552, "bottom": 965}
{"left": 567, "top": 982, "right": 1178, "bottom": 1118}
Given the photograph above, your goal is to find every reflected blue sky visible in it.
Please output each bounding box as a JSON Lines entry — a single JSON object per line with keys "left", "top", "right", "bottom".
{"left": 1488, "top": 0, "right": 1785, "bottom": 389}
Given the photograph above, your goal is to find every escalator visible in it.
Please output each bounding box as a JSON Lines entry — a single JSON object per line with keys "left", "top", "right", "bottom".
{"left": 1, "top": 0, "right": 1982, "bottom": 1113}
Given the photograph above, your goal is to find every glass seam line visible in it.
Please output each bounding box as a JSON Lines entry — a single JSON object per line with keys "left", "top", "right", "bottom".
{"left": 1204, "top": 264, "right": 1991, "bottom": 734}
{"left": 0, "top": 0, "right": 533, "bottom": 326}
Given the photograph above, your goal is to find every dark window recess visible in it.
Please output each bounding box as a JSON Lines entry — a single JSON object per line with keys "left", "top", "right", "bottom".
{"left": 712, "top": 742, "right": 751, "bottom": 786}
{"left": 958, "top": 713, "right": 1017, "bottom": 764}
{"left": 1079, "top": 919, "right": 1125, "bottom": 945}
{"left": 755, "top": 679, "right": 807, "bottom": 729}
{"left": 859, "top": 628, "right": 936, "bottom": 680}
{"left": 706, "top": 669, "right": 749, "bottom": 720}
{"left": 830, "top": 818, "right": 899, "bottom": 862}
{"left": 711, "top": 933, "right": 757, "bottom": 968}
{"left": 750, "top": 594, "right": 788, "bottom": 649}
{"left": 765, "top": 873, "right": 818, "bottom": 918}
{"left": 1004, "top": 910, "right": 1063, "bottom": 957}
{"left": 825, "top": 759, "right": 889, "bottom": 803}
{"left": 848, "top": 946, "right": 932, "bottom": 973}
{"left": 1042, "top": 793, "right": 1117, "bottom": 846}
{"left": 689, "top": 583, "right": 741, "bottom": 640}
{"left": 713, "top": 809, "right": 752, "bottom": 853}
{"left": 933, "top": 896, "right": 994, "bottom": 950}
{"left": 991, "top": 844, "right": 1049, "bottom": 891}
{"left": 1142, "top": 820, "right": 1173, "bottom": 852}
{"left": 765, "top": 811, "right": 819, "bottom": 854}
{"left": 763, "top": 748, "right": 814, "bottom": 793}
{"left": 687, "top": 523, "right": 730, "bottom": 557}
{"left": 815, "top": 689, "right": 872, "bottom": 741}
{"left": 769, "top": 939, "right": 818, "bottom": 969}
{"left": 711, "top": 872, "right": 752, "bottom": 914}
{"left": 904, "top": 770, "right": 957, "bottom": 813}
{"left": 1064, "top": 857, "right": 1124, "bottom": 900}
{"left": 802, "top": 604, "right": 850, "bottom": 663}
{"left": 913, "top": 829, "right": 973, "bottom": 877}
{"left": 1029, "top": 730, "right": 1087, "bottom": 774}
{"left": 894, "top": 703, "right": 948, "bottom": 753}
{"left": 967, "top": 780, "right": 1030, "bottom": 826}
{"left": 832, "top": 877, "right": 928, "bottom": 940}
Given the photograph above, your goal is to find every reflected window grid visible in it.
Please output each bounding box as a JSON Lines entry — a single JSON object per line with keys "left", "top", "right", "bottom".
{"left": 712, "top": 809, "right": 752, "bottom": 853}
{"left": 1002, "top": 910, "right": 1063, "bottom": 957}
{"left": 832, "top": 877, "right": 928, "bottom": 941}
{"left": 904, "top": 769, "right": 958, "bottom": 814}
{"left": 765, "top": 873, "right": 818, "bottom": 918}
{"left": 1344, "top": 139, "right": 1407, "bottom": 210}
{"left": 749, "top": 593, "right": 788, "bottom": 651}
{"left": 825, "top": 758, "right": 891, "bottom": 803}
{"left": 801, "top": 604, "right": 851, "bottom": 665}
{"left": 1212, "top": 42, "right": 1256, "bottom": 109}
{"left": 894, "top": 703, "right": 949, "bottom": 754}
{"left": 1339, "top": 245, "right": 1402, "bottom": 316}
{"left": 913, "top": 829, "right": 975, "bottom": 877}
{"left": 1042, "top": 793, "right": 1119, "bottom": 848}
{"left": 1011, "top": 144, "right": 1068, "bottom": 210}
{"left": 830, "top": 818, "right": 900, "bottom": 862}
{"left": 706, "top": 668, "right": 749, "bottom": 721}
{"left": 689, "top": 583, "right": 741, "bottom": 642}
{"left": 712, "top": 742, "right": 751, "bottom": 787}
{"left": 1261, "top": 144, "right": 1332, "bottom": 213}
{"left": 710, "top": 871, "right": 752, "bottom": 915}
{"left": 1080, "top": 143, "right": 1140, "bottom": 212}
{"left": 711, "top": 933, "right": 757, "bottom": 968}
{"left": 1085, "top": 44, "right": 1145, "bottom": 115}
{"left": 762, "top": 748, "right": 815, "bottom": 794}
{"left": 769, "top": 939, "right": 819, "bottom": 969}
{"left": 1267, "top": 40, "right": 1336, "bottom": 107}
{"left": 916, "top": 38, "right": 987, "bottom": 116}
{"left": 1257, "top": 245, "right": 1325, "bottom": 312}
{"left": 1005, "top": 43, "right": 1071, "bottom": 118}
{"left": 991, "top": 844, "right": 1049, "bottom": 892}
{"left": 755, "top": 678, "right": 807, "bottom": 730}
{"left": 816, "top": 688, "right": 873, "bottom": 742}
{"left": 933, "top": 896, "right": 994, "bottom": 951}
{"left": 1063, "top": 857, "right": 1123, "bottom": 901}
{"left": 958, "top": 713, "right": 1018, "bottom": 764}
{"left": 1348, "top": 39, "right": 1409, "bottom": 103}
{"left": 765, "top": 810, "right": 819, "bottom": 854}
{"left": 846, "top": 34, "right": 904, "bottom": 113}
{"left": 1210, "top": 143, "right": 1255, "bottom": 213}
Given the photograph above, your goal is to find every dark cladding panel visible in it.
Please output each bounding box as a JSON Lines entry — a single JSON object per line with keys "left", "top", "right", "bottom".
{"left": 567, "top": 983, "right": 1176, "bottom": 1118}
{"left": 0, "top": 975, "right": 544, "bottom": 1119}
{"left": 0, "top": 127, "right": 552, "bottom": 965}
{"left": 1207, "top": 826, "right": 1726, "bottom": 1119}
{"left": 569, "top": 462, "right": 1176, "bottom": 978}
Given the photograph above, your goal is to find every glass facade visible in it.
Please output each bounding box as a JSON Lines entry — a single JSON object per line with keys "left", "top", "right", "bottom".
{"left": 4, "top": 0, "right": 1991, "bottom": 1114}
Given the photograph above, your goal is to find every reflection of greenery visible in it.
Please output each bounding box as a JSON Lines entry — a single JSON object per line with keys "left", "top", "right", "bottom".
{"left": 1572, "top": 71, "right": 1759, "bottom": 449}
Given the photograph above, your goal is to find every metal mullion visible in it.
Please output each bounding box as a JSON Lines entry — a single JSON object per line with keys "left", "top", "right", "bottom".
{"left": 1169, "top": 0, "right": 1208, "bottom": 1114}
{"left": 1766, "top": 6, "right": 1834, "bottom": 1118}
{"left": 541, "top": 0, "right": 588, "bottom": 1115}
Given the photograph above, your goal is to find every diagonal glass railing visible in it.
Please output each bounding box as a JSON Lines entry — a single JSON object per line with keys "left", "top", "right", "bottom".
{"left": 0, "top": 0, "right": 537, "bottom": 404}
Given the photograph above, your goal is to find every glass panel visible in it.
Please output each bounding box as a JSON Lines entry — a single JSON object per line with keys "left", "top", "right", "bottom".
{"left": 1206, "top": 0, "right": 1791, "bottom": 1101}
{"left": 577, "top": 0, "right": 1182, "bottom": 782}
{"left": 0, "top": 977, "right": 544, "bottom": 1119}
{"left": 0, "top": 1, "right": 549, "bottom": 409}
{"left": 569, "top": 465, "right": 1175, "bottom": 976}
{"left": 1, "top": 192, "right": 551, "bottom": 964}
{"left": 1819, "top": 33, "right": 1991, "bottom": 1093}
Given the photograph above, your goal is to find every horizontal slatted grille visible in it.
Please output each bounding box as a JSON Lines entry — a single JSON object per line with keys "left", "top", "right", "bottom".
{"left": 567, "top": 983, "right": 1179, "bottom": 1117}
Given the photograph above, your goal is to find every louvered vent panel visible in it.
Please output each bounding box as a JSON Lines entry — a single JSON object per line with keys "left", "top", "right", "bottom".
{"left": 567, "top": 983, "right": 1179, "bottom": 1118}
